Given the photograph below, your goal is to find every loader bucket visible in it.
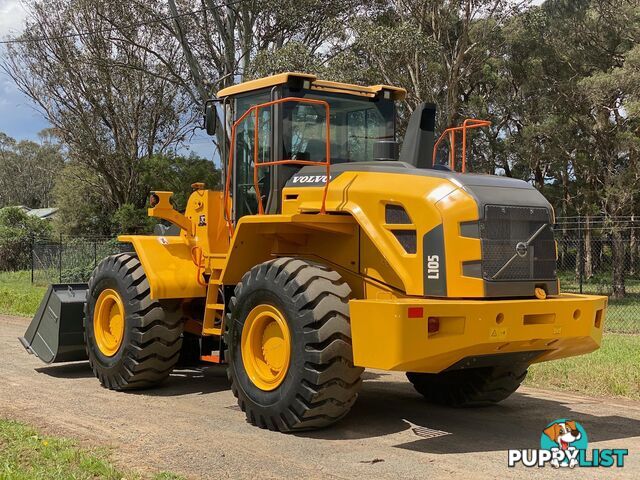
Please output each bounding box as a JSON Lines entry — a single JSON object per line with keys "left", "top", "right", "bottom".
{"left": 19, "top": 284, "right": 89, "bottom": 364}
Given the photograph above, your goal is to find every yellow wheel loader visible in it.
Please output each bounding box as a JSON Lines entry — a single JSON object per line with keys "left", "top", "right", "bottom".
{"left": 21, "top": 72, "right": 607, "bottom": 432}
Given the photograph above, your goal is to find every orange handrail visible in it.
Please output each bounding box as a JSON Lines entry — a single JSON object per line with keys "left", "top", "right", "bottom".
{"left": 432, "top": 118, "right": 491, "bottom": 172}
{"left": 224, "top": 97, "right": 331, "bottom": 237}
{"left": 190, "top": 245, "right": 207, "bottom": 287}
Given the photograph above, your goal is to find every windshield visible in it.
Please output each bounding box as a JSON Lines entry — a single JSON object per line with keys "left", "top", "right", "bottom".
{"left": 282, "top": 89, "right": 395, "bottom": 163}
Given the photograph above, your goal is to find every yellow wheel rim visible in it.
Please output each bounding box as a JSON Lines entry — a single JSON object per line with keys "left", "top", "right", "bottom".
{"left": 93, "top": 288, "right": 125, "bottom": 357}
{"left": 241, "top": 304, "right": 291, "bottom": 391}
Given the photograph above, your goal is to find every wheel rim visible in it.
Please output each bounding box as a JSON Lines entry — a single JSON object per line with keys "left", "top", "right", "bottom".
{"left": 93, "top": 288, "right": 125, "bottom": 357}
{"left": 241, "top": 304, "right": 291, "bottom": 391}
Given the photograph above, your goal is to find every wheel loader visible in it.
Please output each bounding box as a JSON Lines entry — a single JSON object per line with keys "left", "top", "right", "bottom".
{"left": 21, "top": 72, "right": 607, "bottom": 432}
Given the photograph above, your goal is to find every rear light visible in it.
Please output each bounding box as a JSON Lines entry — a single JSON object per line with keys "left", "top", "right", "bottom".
{"left": 427, "top": 317, "right": 440, "bottom": 333}
{"left": 407, "top": 307, "right": 423, "bottom": 318}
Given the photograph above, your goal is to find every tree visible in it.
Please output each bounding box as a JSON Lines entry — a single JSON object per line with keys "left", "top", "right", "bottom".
{"left": 52, "top": 153, "right": 221, "bottom": 236}
{"left": 0, "top": 207, "right": 52, "bottom": 271}
{"left": 510, "top": 0, "right": 640, "bottom": 298}
{"left": 51, "top": 162, "right": 114, "bottom": 236}
{"left": 0, "top": 131, "right": 65, "bottom": 209}
{"left": 140, "top": 153, "right": 222, "bottom": 210}
{"left": 327, "top": 0, "right": 524, "bottom": 132}
{"left": 2, "top": 0, "right": 197, "bottom": 212}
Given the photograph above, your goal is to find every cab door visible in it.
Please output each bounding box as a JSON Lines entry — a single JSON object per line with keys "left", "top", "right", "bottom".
{"left": 233, "top": 90, "right": 274, "bottom": 220}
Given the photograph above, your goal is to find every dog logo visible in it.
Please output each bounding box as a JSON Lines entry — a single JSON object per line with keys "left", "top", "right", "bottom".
{"left": 541, "top": 420, "right": 587, "bottom": 468}
{"left": 508, "top": 418, "right": 628, "bottom": 468}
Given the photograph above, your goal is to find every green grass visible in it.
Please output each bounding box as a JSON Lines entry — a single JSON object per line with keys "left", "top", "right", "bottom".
{"left": 0, "top": 271, "right": 46, "bottom": 317}
{"left": 525, "top": 333, "right": 640, "bottom": 400}
{"left": 0, "top": 419, "right": 184, "bottom": 480}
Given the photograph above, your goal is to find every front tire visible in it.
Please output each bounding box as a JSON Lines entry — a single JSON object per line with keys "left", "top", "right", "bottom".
{"left": 406, "top": 365, "right": 528, "bottom": 407}
{"left": 226, "top": 257, "right": 363, "bottom": 432}
{"left": 84, "top": 253, "right": 183, "bottom": 390}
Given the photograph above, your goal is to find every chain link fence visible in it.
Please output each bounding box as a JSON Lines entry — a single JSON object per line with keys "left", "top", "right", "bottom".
{"left": 556, "top": 216, "right": 639, "bottom": 334}
{"left": 22, "top": 216, "right": 640, "bottom": 334}
{"left": 30, "top": 236, "right": 125, "bottom": 285}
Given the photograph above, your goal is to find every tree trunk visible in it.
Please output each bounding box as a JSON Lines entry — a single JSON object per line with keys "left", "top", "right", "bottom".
{"left": 630, "top": 214, "right": 637, "bottom": 276}
{"left": 593, "top": 239, "right": 602, "bottom": 272}
{"left": 610, "top": 228, "right": 626, "bottom": 299}
{"left": 584, "top": 216, "right": 593, "bottom": 279}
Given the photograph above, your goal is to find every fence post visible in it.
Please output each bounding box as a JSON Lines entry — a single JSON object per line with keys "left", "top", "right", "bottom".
{"left": 578, "top": 217, "right": 584, "bottom": 294}
{"left": 59, "top": 233, "right": 63, "bottom": 283}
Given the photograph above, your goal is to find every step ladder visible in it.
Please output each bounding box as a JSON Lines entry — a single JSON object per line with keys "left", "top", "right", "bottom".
{"left": 200, "top": 254, "right": 227, "bottom": 363}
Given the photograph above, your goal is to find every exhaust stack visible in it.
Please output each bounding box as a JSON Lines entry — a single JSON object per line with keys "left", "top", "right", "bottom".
{"left": 399, "top": 103, "right": 437, "bottom": 169}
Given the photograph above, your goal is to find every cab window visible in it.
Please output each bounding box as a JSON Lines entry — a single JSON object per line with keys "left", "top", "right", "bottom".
{"left": 234, "top": 91, "right": 272, "bottom": 218}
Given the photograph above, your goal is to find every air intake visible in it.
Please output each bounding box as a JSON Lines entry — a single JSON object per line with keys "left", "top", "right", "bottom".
{"left": 392, "top": 230, "right": 417, "bottom": 254}
{"left": 385, "top": 204, "right": 411, "bottom": 224}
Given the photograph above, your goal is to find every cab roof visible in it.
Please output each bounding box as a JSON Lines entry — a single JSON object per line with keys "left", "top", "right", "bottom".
{"left": 217, "top": 72, "right": 406, "bottom": 101}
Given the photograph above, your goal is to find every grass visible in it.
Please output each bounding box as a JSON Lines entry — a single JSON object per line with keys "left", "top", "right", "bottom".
{"left": 0, "top": 419, "right": 184, "bottom": 480}
{"left": 0, "top": 271, "right": 46, "bottom": 317}
{"left": 525, "top": 333, "right": 640, "bottom": 400}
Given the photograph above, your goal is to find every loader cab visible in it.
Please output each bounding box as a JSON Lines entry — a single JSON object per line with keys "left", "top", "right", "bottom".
{"left": 213, "top": 73, "right": 405, "bottom": 221}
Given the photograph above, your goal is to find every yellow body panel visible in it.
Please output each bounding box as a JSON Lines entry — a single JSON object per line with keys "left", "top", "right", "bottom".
{"left": 120, "top": 174, "right": 607, "bottom": 373}
{"left": 217, "top": 72, "right": 406, "bottom": 100}
{"left": 349, "top": 294, "right": 607, "bottom": 372}
{"left": 435, "top": 187, "right": 483, "bottom": 297}
{"left": 118, "top": 234, "right": 205, "bottom": 299}
{"left": 221, "top": 213, "right": 359, "bottom": 286}
{"left": 282, "top": 170, "right": 483, "bottom": 296}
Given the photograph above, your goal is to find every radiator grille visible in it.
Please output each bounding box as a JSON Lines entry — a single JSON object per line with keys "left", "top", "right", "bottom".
{"left": 481, "top": 205, "right": 556, "bottom": 281}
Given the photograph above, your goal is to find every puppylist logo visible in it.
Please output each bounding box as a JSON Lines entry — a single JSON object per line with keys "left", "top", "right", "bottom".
{"left": 508, "top": 419, "right": 628, "bottom": 468}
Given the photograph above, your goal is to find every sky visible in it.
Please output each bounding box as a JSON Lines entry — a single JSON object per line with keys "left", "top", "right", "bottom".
{"left": 0, "top": 0, "right": 47, "bottom": 142}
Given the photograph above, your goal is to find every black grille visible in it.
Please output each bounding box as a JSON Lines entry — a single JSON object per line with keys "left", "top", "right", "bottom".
{"left": 480, "top": 205, "right": 556, "bottom": 281}
{"left": 392, "top": 230, "right": 417, "bottom": 254}
{"left": 386, "top": 204, "right": 411, "bottom": 224}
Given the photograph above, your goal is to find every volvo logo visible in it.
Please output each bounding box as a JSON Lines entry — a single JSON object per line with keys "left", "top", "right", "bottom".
{"left": 515, "top": 241, "right": 528, "bottom": 257}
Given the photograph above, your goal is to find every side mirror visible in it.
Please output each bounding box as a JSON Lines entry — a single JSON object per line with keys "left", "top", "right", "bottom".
{"left": 204, "top": 100, "right": 218, "bottom": 136}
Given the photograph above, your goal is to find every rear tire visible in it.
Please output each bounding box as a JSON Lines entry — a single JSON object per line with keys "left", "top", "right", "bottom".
{"left": 84, "top": 253, "right": 183, "bottom": 390}
{"left": 226, "top": 257, "right": 363, "bottom": 432}
{"left": 406, "top": 365, "right": 528, "bottom": 407}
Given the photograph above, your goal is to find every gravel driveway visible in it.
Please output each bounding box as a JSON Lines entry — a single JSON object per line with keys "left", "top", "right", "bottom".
{"left": 1, "top": 314, "right": 638, "bottom": 479}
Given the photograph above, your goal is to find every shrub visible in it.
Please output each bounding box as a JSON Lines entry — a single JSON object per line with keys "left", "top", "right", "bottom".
{"left": 0, "top": 207, "right": 52, "bottom": 271}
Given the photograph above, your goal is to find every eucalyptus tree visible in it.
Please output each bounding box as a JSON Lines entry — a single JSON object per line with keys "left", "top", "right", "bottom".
{"left": 3, "top": 0, "right": 197, "bottom": 210}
